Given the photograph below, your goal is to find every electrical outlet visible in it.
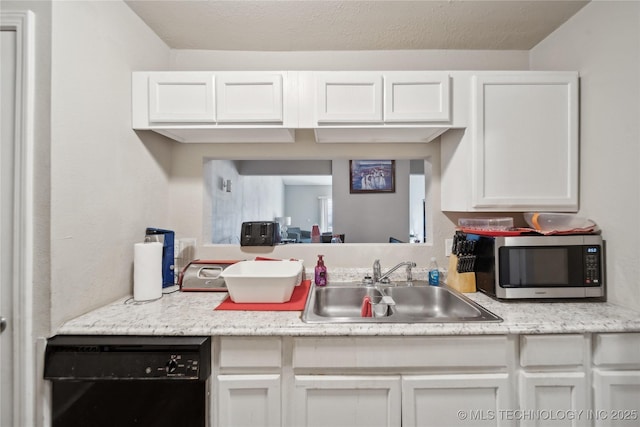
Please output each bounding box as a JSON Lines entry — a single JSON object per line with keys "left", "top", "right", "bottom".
{"left": 445, "top": 238, "right": 453, "bottom": 257}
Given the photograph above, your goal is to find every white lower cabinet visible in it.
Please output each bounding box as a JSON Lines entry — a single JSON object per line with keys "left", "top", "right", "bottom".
{"left": 218, "top": 374, "right": 281, "bottom": 427}
{"left": 519, "top": 335, "right": 590, "bottom": 427}
{"left": 403, "top": 373, "right": 514, "bottom": 427}
{"left": 592, "top": 370, "right": 640, "bottom": 427}
{"left": 293, "top": 375, "right": 402, "bottom": 427}
{"left": 592, "top": 333, "right": 640, "bottom": 427}
{"left": 290, "top": 336, "right": 513, "bottom": 427}
{"left": 216, "top": 337, "right": 283, "bottom": 427}
{"left": 519, "top": 372, "right": 589, "bottom": 427}
{"left": 214, "top": 334, "right": 640, "bottom": 427}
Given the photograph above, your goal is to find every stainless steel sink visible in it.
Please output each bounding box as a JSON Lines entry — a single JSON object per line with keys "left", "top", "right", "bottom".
{"left": 302, "top": 282, "right": 502, "bottom": 323}
{"left": 312, "top": 286, "right": 384, "bottom": 319}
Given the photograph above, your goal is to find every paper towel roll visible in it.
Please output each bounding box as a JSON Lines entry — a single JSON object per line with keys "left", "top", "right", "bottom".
{"left": 134, "top": 242, "right": 163, "bottom": 301}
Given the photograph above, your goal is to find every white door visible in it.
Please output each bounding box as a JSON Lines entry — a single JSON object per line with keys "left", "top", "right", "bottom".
{"left": 1, "top": 11, "right": 35, "bottom": 426}
{"left": 520, "top": 372, "right": 589, "bottom": 427}
{"left": 217, "top": 374, "right": 281, "bottom": 427}
{"left": 402, "top": 373, "right": 515, "bottom": 427}
{"left": 593, "top": 370, "right": 640, "bottom": 427}
{"left": 471, "top": 73, "right": 579, "bottom": 211}
{"left": 216, "top": 73, "right": 284, "bottom": 123}
{"left": 148, "top": 72, "right": 216, "bottom": 123}
{"left": 293, "top": 375, "right": 402, "bottom": 427}
{"left": 383, "top": 72, "right": 451, "bottom": 122}
{"left": 0, "top": 26, "right": 17, "bottom": 427}
{"left": 315, "top": 72, "right": 384, "bottom": 123}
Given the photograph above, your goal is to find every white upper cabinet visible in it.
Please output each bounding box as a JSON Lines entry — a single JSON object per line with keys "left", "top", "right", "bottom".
{"left": 313, "top": 71, "right": 451, "bottom": 124}
{"left": 384, "top": 72, "right": 450, "bottom": 123}
{"left": 316, "top": 72, "right": 383, "bottom": 123}
{"left": 307, "top": 71, "right": 453, "bottom": 143}
{"left": 216, "top": 73, "right": 283, "bottom": 123}
{"left": 133, "top": 71, "right": 295, "bottom": 143}
{"left": 441, "top": 71, "right": 579, "bottom": 212}
{"left": 472, "top": 73, "right": 578, "bottom": 210}
{"left": 148, "top": 72, "right": 216, "bottom": 123}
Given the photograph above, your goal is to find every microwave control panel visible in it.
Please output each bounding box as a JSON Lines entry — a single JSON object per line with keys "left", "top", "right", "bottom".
{"left": 584, "top": 246, "right": 601, "bottom": 285}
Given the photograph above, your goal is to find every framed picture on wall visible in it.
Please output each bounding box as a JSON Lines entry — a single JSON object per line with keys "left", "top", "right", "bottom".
{"left": 349, "top": 160, "right": 396, "bottom": 193}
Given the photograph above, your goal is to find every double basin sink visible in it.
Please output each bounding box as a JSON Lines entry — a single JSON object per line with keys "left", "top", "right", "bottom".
{"left": 302, "top": 281, "right": 502, "bottom": 323}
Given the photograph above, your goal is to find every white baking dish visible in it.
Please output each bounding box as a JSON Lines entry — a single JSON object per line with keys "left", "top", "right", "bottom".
{"left": 220, "top": 260, "right": 303, "bottom": 303}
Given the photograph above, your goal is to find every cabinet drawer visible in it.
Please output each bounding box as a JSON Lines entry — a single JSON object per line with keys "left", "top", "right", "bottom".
{"left": 293, "top": 336, "right": 511, "bottom": 370}
{"left": 520, "top": 335, "right": 585, "bottom": 367}
{"left": 593, "top": 333, "right": 640, "bottom": 367}
{"left": 220, "top": 337, "right": 282, "bottom": 368}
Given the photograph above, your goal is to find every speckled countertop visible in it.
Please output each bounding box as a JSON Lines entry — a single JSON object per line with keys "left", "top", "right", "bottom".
{"left": 57, "top": 269, "right": 640, "bottom": 337}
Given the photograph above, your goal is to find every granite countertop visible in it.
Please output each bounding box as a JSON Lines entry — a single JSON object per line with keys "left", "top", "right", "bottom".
{"left": 57, "top": 284, "right": 640, "bottom": 337}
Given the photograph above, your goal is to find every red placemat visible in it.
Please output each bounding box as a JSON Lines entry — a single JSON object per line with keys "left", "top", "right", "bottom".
{"left": 214, "top": 280, "right": 311, "bottom": 311}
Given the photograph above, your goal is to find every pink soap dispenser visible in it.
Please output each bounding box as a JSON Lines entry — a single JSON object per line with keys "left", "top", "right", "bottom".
{"left": 315, "top": 255, "right": 327, "bottom": 287}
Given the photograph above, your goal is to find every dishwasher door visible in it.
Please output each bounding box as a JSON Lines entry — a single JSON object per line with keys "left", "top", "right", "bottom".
{"left": 44, "top": 335, "right": 211, "bottom": 427}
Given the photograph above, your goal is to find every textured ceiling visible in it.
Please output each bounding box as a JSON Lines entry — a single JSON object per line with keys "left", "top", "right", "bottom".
{"left": 124, "top": 0, "right": 589, "bottom": 51}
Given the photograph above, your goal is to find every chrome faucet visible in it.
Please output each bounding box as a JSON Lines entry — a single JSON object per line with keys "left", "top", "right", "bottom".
{"left": 372, "top": 259, "right": 382, "bottom": 283}
{"left": 371, "top": 260, "right": 417, "bottom": 285}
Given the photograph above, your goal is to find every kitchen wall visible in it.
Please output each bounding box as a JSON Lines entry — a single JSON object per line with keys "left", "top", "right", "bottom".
{"left": 530, "top": 0, "right": 640, "bottom": 311}
{"left": 48, "top": 1, "right": 172, "bottom": 328}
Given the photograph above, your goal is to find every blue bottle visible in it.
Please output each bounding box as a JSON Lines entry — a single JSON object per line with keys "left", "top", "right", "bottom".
{"left": 428, "top": 257, "right": 440, "bottom": 286}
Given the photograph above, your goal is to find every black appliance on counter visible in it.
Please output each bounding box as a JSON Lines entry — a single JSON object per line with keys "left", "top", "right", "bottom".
{"left": 44, "top": 335, "right": 211, "bottom": 427}
{"left": 240, "top": 221, "right": 281, "bottom": 246}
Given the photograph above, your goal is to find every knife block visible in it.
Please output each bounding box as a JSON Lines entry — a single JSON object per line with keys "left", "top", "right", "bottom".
{"left": 447, "top": 254, "right": 476, "bottom": 293}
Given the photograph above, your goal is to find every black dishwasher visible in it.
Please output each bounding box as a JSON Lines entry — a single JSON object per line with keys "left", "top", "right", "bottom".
{"left": 44, "top": 335, "right": 211, "bottom": 427}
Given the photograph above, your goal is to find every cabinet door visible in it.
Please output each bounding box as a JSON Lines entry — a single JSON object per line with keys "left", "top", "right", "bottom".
{"left": 293, "top": 375, "right": 401, "bottom": 427}
{"left": 216, "top": 73, "right": 284, "bottom": 123}
{"left": 316, "top": 72, "right": 383, "bottom": 123}
{"left": 402, "top": 373, "right": 514, "bottom": 427}
{"left": 593, "top": 370, "right": 640, "bottom": 427}
{"left": 520, "top": 372, "right": 589, "bottom": 427}
{"left": 471, "top": 73, "right": 578, "bottom": 210}
{"left": 217, "top": 374, "right": 281, "bottom": 427}
{"left": 384, "top": 72, "right": 450, "bottom": 122}
{"left": 148, "top": 72, "right": 216, "bottom": 123}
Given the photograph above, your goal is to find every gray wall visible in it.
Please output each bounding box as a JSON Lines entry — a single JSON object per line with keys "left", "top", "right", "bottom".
{"left": 285, "top": 185, "right": 332, "bottom": 233}
{"left": 333, "top": 160, "right": 410, "bottom": 243}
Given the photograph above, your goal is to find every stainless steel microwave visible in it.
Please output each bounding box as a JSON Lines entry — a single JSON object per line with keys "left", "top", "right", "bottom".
{"left": 458, "top": 233, "right": 605, "bottom": 299}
